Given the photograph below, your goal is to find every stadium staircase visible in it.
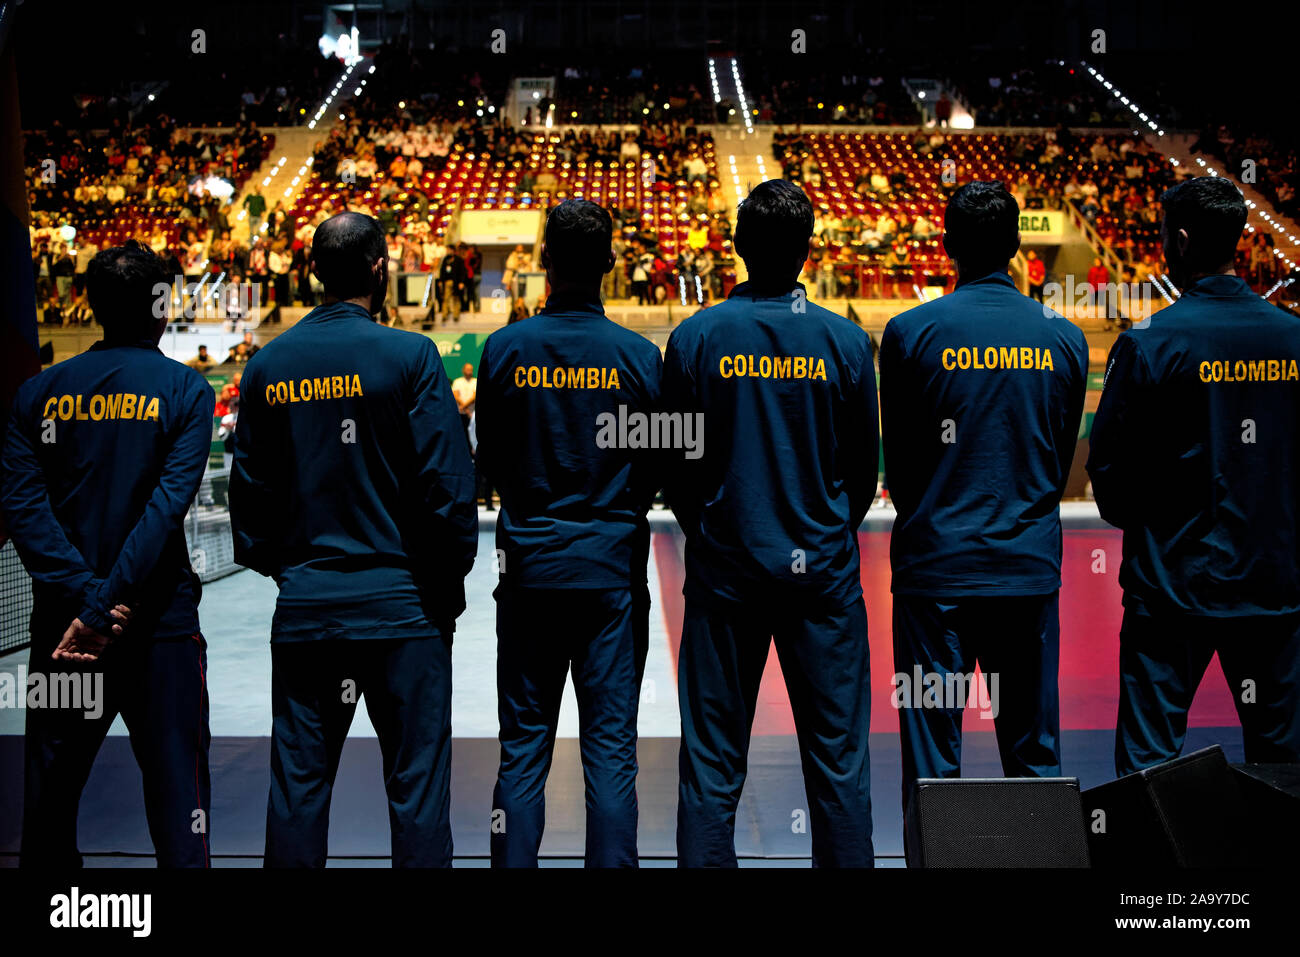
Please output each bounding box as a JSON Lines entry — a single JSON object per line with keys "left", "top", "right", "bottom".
{"left": 712, "top": 124, "right": 774, "bottom": 285}
{"left": 902, "top": 78, "right": 975, "bottom": 129}
{"left": 231, "top": 126, "right": 320, "bottom": 245}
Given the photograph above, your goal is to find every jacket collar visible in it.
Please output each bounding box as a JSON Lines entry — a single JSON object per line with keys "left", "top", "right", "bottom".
{"left": 90, "top": 338, "right": 162, "bottom": 353}
{"left": 728, "top": 280, "right": 807, "bottom": 301}
{"left": 539, "top": 292, "right": 605, "bottom": 316}
{"left": 301, "top": 300, "right": 376, "bottom": 323}
{"left": 953, "top": 270, "right": 1017, "bottom": 292}
{"left": 1181, "top": 274, "right": 1256, "bottom": 299}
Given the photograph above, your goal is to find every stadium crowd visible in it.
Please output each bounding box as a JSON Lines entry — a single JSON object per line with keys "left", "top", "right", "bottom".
{"left": 21, "top": 49, "right": 1296, "bottom": 323}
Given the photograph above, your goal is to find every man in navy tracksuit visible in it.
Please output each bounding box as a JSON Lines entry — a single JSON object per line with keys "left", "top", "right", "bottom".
{"left": 475, "top": 200, "right": 662, "bottom": 867}
{"left": 879, "top": 182, "right": 1087, "bottom": 817}
{"left": 2, "top": 241, "right": 214, "bottom": 868}
{"left": 1088, "top": 176, "right": 1300, "bottom": 774}
{"left": 663, "top": 179, "right": 879, "bottom": 867}
{"left": 230, "top": 213, "right": 477, "bottom": 867}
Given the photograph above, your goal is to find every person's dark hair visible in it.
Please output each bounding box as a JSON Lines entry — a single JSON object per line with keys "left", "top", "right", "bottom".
{"left": 943, "top": 181, "right": 1021, "bottom": 276}
{"left": 543, "top": 199, "right": 613, "bottom": 280}
{"left": 1160, "top": 177, "right": 1247, "bottom": 273}
{"left": 734, "top": 178, "right": 814, "bottom": 273}
{"left": 85, "top": 240, "right": 171, "bottom": 341}
{"left": 309, "top": 212, "right": 387, "bottom": 299}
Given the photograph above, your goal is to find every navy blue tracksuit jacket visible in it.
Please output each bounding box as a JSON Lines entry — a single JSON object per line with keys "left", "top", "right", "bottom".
{"left": 663, "top": 281, "right": 879, "bottom": 610}
{"left": 879, "top": 270, "right": 1089, "bottom": 596}
{"left": 230, "top": 300, "right": 478, "bottom": 639}
{"left": 3, "top": 341, "right": 214, "bottom": 638}
{"left": 1088, "top": 274, "right": 1300, "bottom": 617}
{"left": 475, "top": 293, "right": 664, "bottom": 591}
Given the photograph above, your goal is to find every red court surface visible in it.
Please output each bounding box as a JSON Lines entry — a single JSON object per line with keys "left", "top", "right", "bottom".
{"left": 654, "top": 527, "right": 1237, "bottom": 736}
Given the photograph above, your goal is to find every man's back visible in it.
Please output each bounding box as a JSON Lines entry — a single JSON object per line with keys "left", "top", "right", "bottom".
{"left": 3, "top": 342, "right": 213, "bottom": 637}
{"left": 476, "top": 295, "right": 663, "bottom": 589}
{"left": 663, "top": 283, "right": 878, "bottom": 608}
{"left": 230, "top": 300, "right": 477, "bottom": 638}
{"left": 879, "top": 271, "right": 1088, "bottom": 596}
{"left": 1089, "top": 274, "right": 1300, "bottom": 616}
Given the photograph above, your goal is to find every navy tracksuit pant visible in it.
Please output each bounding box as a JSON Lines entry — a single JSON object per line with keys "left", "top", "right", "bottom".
{"left": 676, "top": 596, "right": 874, "bottom": 868}
{"left": 22, "top": 631, "right": 211, "bottom": 869}
{"left": 265, "top": 635, "right": 453, "bottom": 868}
{"left": 891, "top": 593, "right": 1062, "bottom": 814}
{"left": 491, "top": 587, "right": 649, "bottom": 868}
{"left": 1116, "top": 608, "right": 1300, "bottom": 776}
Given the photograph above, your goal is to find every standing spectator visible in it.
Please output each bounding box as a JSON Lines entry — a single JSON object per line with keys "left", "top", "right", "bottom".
{"left": 438, "top": 245, "right": 467, "bottom": 324}
{"left": 630, "top": 249, "right": 652, "bottom": 305}
{"left": 52, "top": 243, "right": 75, "bottom": 305}
{"left": 73, "top": 238, "right": 98, "bottom": 296}
{"left": 268, "top": 240, "right": 291, "bottom": 306}
{"left": 32, "top": 240, "right": 53, "bottom": 301}
{"left": 450, "top": 362, "right": 477, "bottom": 434}
{"left": 465, "top": 244, "right": 483, "bottom": 311}
{"left": 503, "top": 243, "right": 530, "bottom": 300}
{"left": 816, "top": 251, "right": 838, "bottom": 299}
{"left": 1026, "top": 249, "right": 1047, "bottom": 302}
{"left": 248, "top": 238, "right": 269, "bottom": 305}
{"left": 243, "top": 184, "right": 267, "bottom": 238}
{"left": 934, "top": 93, "right": 952, "bottom": 129}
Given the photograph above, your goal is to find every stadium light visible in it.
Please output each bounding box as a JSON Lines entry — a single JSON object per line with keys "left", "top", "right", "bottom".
{"left": 730, "top": 58, "right": 754, "bottom": 133}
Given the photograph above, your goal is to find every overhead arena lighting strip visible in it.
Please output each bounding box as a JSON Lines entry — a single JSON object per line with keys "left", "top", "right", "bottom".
{"left": 1082, "top": 62, "right": 1295, "bottom": 275}
{"left": 730, "top": 57, "right": 755, "bottom": 135}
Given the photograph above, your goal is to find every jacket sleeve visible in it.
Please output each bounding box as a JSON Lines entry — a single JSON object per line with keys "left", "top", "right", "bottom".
{"left": 78, "top": 377, "right": 214, "bottom": 633}
{"left": 229, "top": 364, "right": 280, "bottom": 577}
{"left": 473, "top": 336, "right": 498, "bottom": 489}
{"left": 0, "top": 383, "right": 102, "bottom": 609}
{"left": 661, "top": 327, "right": 702, "bottom": 536}
{"left": 877, "top": 319, "right": 921, "bottom": 516}
{"left": 632, "top": 346, "right": 666, "bottom": 512}
{"left": 408, "top": 339, "right": 478, "bottom": 580}
{"left": 846, "top": 338, "right": 880, "bottom": 531}
{"left": 1055, "top": 332, "right": 1089, "bottom": 496}
{"left": 1086, "top": 334, "right": 1147, "bottom": 529}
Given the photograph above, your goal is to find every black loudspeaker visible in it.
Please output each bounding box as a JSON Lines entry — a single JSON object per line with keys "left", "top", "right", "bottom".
{"left": 1230, "top": 763, "right": 1300, "bottom": 865}
{"left": 1082, "top": 745, "right": 1251, "bottom": 868}
{"left": 905, "top": 777, "right": 1091, "bottom": 868}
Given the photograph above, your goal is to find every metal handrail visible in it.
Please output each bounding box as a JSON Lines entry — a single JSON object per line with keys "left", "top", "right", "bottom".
{"left": 1063, "top": 196, "right": 1125, "bottom": 279}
